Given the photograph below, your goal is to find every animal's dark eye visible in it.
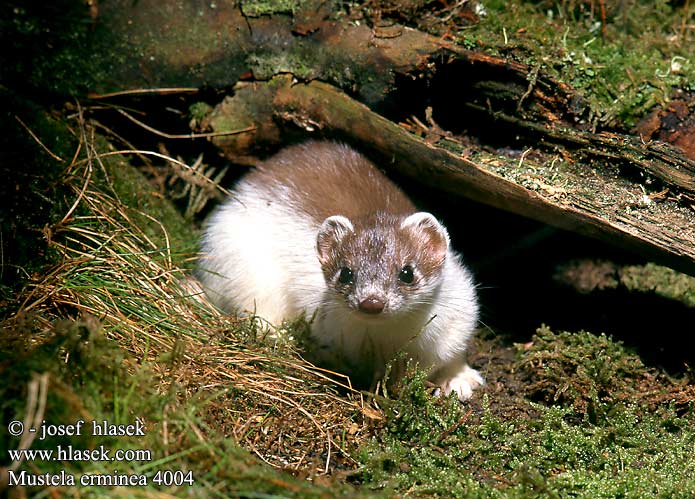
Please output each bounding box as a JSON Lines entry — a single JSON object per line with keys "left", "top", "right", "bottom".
{"left": 398, "top": 265, "right": 414, "bottom": 284}
{"left": 338, "top": 267, "right": 354, "bottom": 284}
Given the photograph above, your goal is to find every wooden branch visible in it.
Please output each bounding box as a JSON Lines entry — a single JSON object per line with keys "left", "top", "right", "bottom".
{"left": 207, "top": 76, "right": 695, "bottom": 277}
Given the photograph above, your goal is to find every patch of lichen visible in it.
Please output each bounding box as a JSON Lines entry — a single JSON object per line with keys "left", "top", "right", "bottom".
{"left": 247, "top": 49, "right": 320, "bottom": 81}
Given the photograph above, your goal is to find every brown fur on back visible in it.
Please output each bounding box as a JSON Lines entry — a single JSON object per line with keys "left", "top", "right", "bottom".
{"left": 243, "top": 141, "right": 416, "bottom": 224}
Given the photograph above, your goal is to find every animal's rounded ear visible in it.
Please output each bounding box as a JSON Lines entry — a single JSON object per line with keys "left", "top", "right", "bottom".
{"left": 401, "top": 212, "right": 449, "bottom": 265}
{"left": 317, "top": 215, "right": 354, "bottom": 266}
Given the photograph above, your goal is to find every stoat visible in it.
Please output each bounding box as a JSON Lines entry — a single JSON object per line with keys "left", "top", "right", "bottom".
{"left": 197, "top": 141, "right": 483, "bottom": 400}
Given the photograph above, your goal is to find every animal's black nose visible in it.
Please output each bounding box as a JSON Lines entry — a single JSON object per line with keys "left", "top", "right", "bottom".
{"left": 358, "top": 297, "right": 385, "bottom": 314}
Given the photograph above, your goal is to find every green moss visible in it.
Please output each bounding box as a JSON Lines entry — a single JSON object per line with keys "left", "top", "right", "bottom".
{"left": 518, "top": 326, "right": 649, "bottom": 418}
{"left": 619, "top": 263, "right": 695, "bottom": 307}
{"left": 350, "top": 326, "right": 695, "bottom": 497}
{"left": 0, "top": 316, "right": 148, "bottom": 481}
{"left": 240, "top": 0, "right": 309, "bottom": 17}
{"left": 453, "top": 0, "right": 693, "bottom": 128}
{"left": 382, "top": 365, "right": 467, "bottom": 442}
{"left": 357, "top": 395, "right": 695, "bottom": 498}
{"left": 188, "top": 101, "right": 213, "bottom": 123}
{"left": 1, "top": 1, "right": 122, "bottom": 96}
{"left": 0, "top": 90, "right": 78, "bottom": 300}
{"left": 209, "top": 97, "right": 254, "bottom": 135}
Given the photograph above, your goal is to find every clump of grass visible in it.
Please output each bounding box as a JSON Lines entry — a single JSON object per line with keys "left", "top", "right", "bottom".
{"left": 1, "top": 111, "right": 375, "bottom": 496}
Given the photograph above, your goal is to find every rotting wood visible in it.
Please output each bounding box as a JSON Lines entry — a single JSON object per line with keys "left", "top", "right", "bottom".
{"left": 206, "top": 76, "right": 695, "bottom": 277}
{"left": 467, "top": 104, "right": 695, "bottom": 194}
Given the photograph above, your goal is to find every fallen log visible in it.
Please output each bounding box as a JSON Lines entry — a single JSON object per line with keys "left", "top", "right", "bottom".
{"left": 26, "top": 1, "right": 693, "bottom": 274}
{"left": 203, "top": 76, "right": 695, "bottom": 277}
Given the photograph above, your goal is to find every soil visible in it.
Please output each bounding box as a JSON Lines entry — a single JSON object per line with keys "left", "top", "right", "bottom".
{"left": 466, "top": 332, "right": 538, "bottom": 421}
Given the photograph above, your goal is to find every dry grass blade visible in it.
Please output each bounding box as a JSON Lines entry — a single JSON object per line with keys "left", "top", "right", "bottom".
{"left": 14, "top": 115, "right": 65, "bottom": 162}
{"left": 87, "top": 87, "right": 201, "bottom": 99}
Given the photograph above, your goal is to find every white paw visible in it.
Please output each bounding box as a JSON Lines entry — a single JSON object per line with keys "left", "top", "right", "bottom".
{"left": 438, "top": 365, "right": 484, "bottom": 401}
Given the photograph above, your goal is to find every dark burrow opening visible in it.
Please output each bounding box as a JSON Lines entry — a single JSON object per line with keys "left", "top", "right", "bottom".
{"left": 425, "top": 191, "right": 695, "bottom": 375}
{"left": 378, "top": 56, "right": 589, "bottom": 150}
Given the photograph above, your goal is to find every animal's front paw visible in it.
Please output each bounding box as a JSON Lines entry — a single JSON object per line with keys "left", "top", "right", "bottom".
{"left": 438, "top": 365, "right": 484, "bottom": 401}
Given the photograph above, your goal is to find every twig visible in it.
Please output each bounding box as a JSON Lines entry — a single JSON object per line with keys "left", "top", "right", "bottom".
{"left": 60, "top": 103, "right": 94, "bottom": 226}
{"left": 436, "top": 409, "right": 472, "bottom": 442}
{"left": 681, "top": 0, "right": 692, "bottom": 40}
{"left": 517, "top": 64, "right": 540, "bottom": 113}
{"left": 91, "top": 120, "right": 154, "bottom": 167}
{"left": 75, "top": 149, "right": 231, "bottom": 196}
{"left": 115, "top": 108, "right": 255, "bottom": 140}
{"left": 87, "top": 87, "right": 200, "bottom": 99}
